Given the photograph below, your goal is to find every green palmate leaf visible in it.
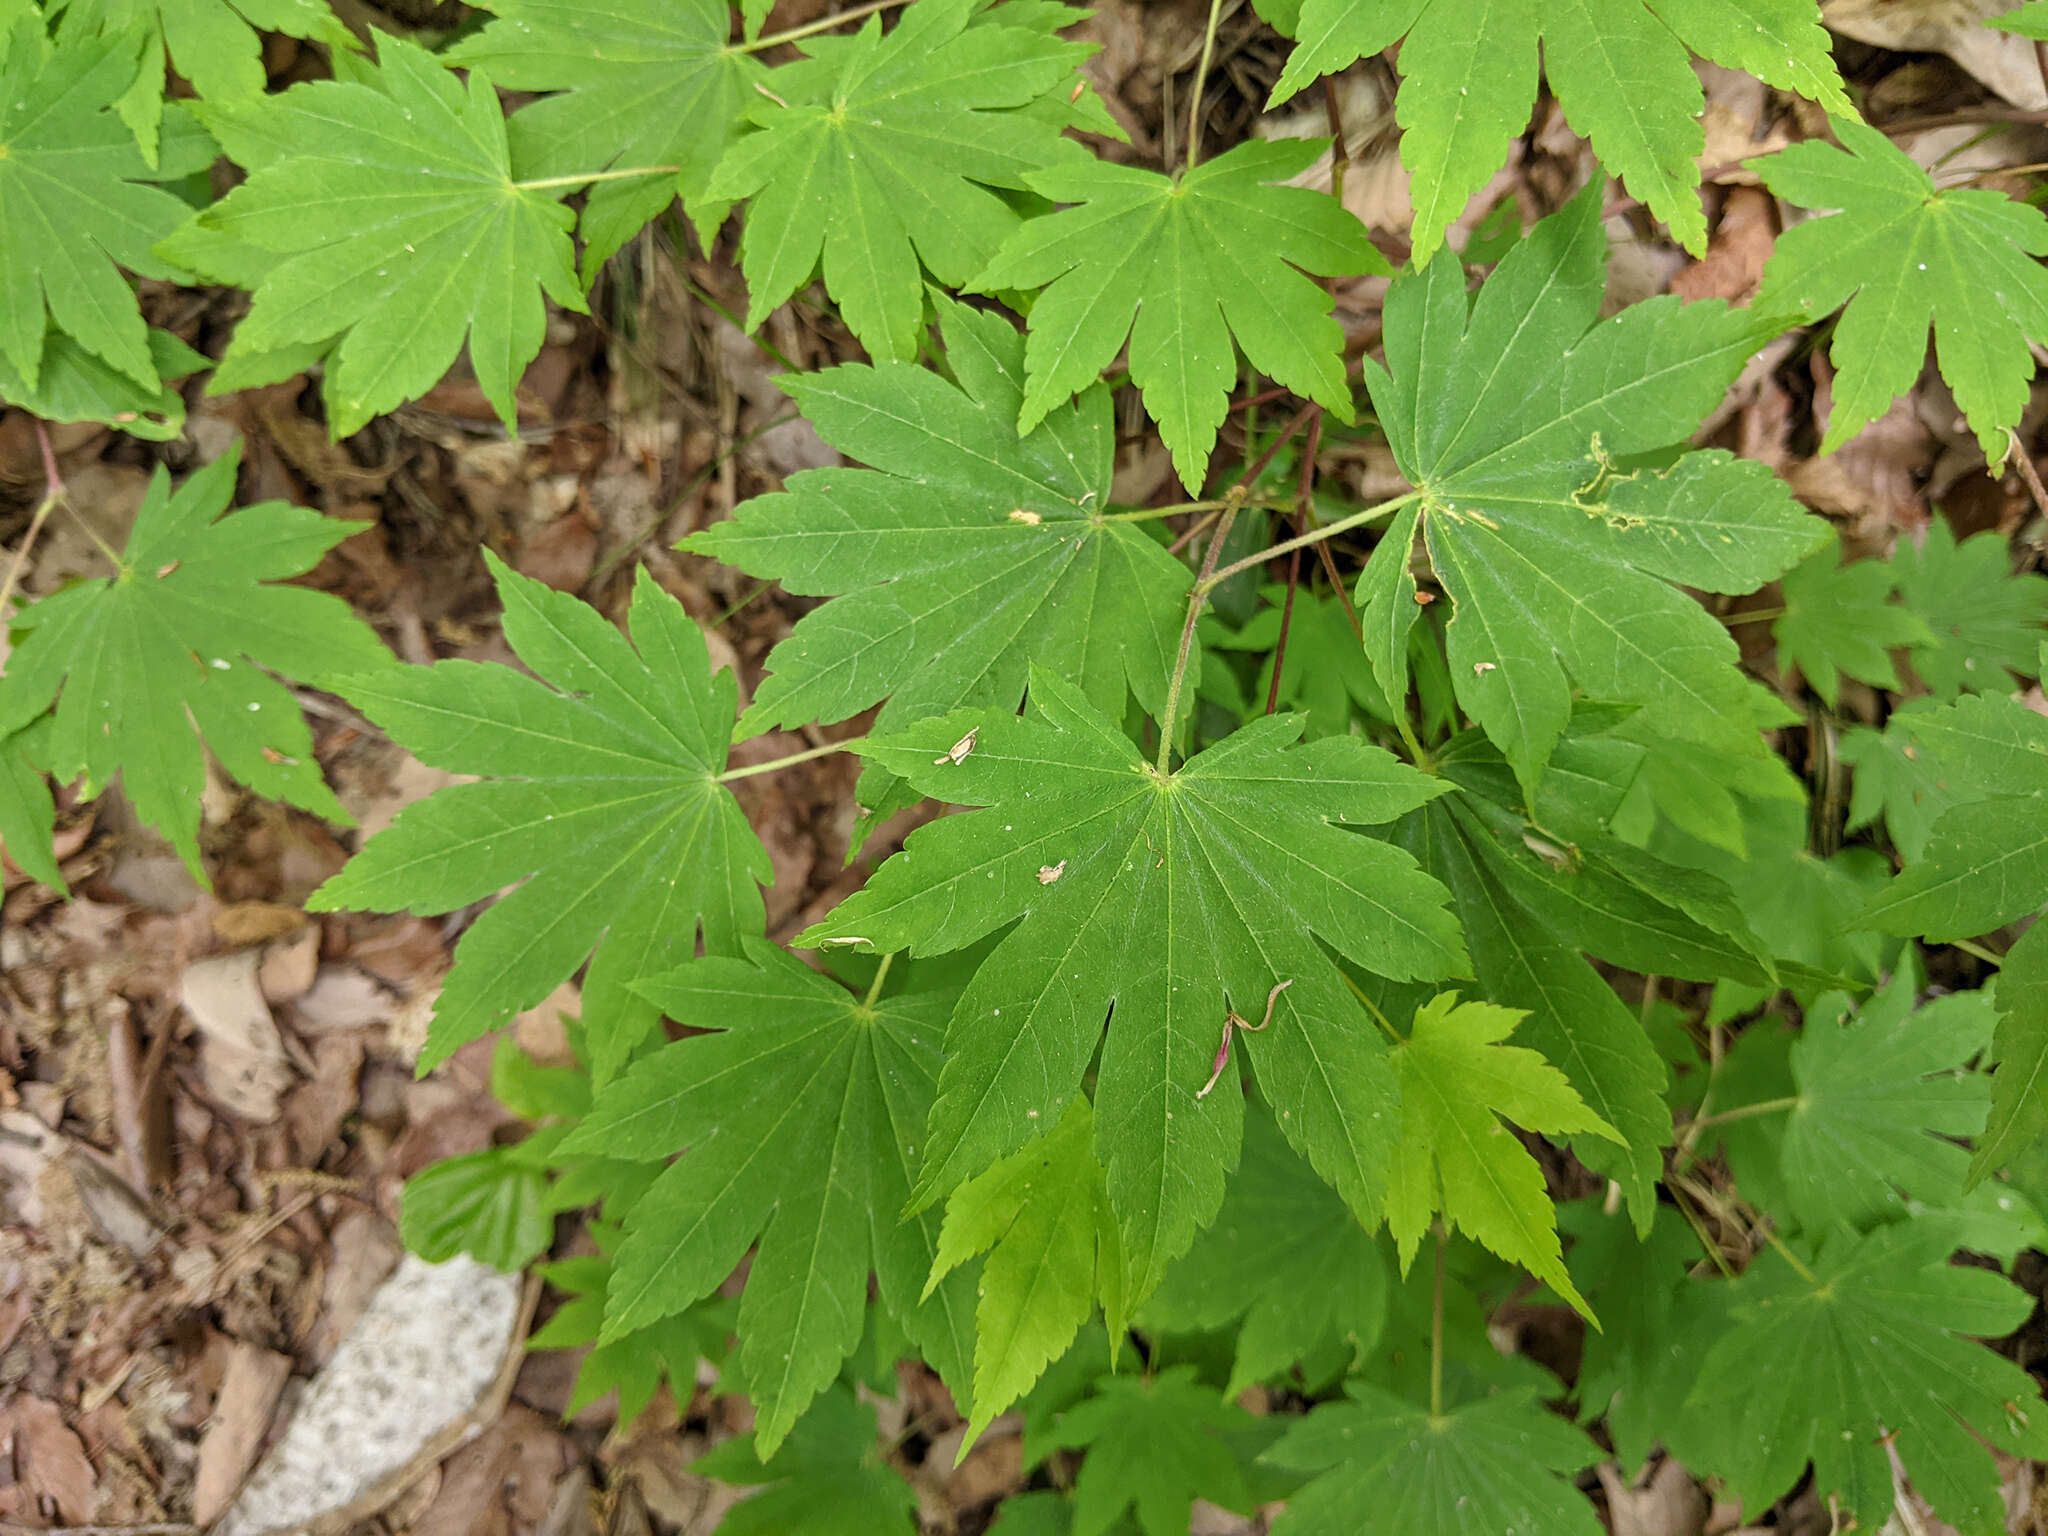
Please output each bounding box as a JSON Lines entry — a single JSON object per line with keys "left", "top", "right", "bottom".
{"left": 1894, "top": 515, "right": 2048, "bottom": 696}
{"left": 971, "top": 137, "right": 1390, "bottom": 491}
{"left": 1752, "top": 118, "right": 2048, "bottom": 466}
{"left": 308, "top": 554, "right": 767, "bottom": 1078}
{"left": 1851, "top": 689, "right": 2048, "bottom": 866}
{"left": 802, "top": 668, "right": 1465, "bottom": 1300}
{"left": 686, "top": 299, "right": 1188, "bottom": 768}
{"left": 691, "top": 1386, "right": 915, "bottom": 1536}
{"left": 1140, "top": 1106, "right": 1386, "bottom": 1396}
{"left": 1973, "top": 921, "right": 2048, "bottom": 1183}
{"left": 704, "top": 0, "right": 1089, "bottom": 364}
{"left": 163, "top": 35, "right": 586, "bottom": 437}
{"left": 1772, "top": 535, "right": 1934, "bottom": 705}
{"left": 527, "top": 1254, "right": 733, "bottom": 1429}
{"left": 398, "top": 1145, "right": 555, "bottom": 1272}
{"left": 1683, "top": 1222, "right": 2048, "bottom": 1533}
{"left": 0, "top": 326, "right": 205, "bottom": 441}
{"left": 1204, "top": 584, "right": 1389, "bottom": 738}
{"left": 1863, "top": 794, "right": 2048, "bottom": 939}
{"left": 556, "top": 941, "right": 974, "bottom": 1456}
{"left": 1992, "top": 1, "right": 2048, "bottom": 36}
{"left": 0, "top": 445, "right": 387, "bottom": 881}
{"left": 54, "top": 0, "right": 357, "bottom": 163}
{"left": 1268, "top": 0, "right": 1844, "bottom": 262}
{"left": 1356, "top": 505, "right": 1421, "bottom": 714}
{"left": 1038, "top": 1369, "right": 1256, "bottom": 1536}
{"left": 447, "top": 0, "right": 763, "bottom": 276}
{"left": 1385, "top": 992, "right": 1620, "bottom": 1316}
{"left": 0, "top": 721, "right": 62, "bottom": 892}
{"left": 925, "top": 1097, "right": 1125, "bottom": 1447}
{"left": 1766, "top": 974, "right": 1995, "bottom": 1232}
{"left": 0, "top": 21, "right": 202, "bottom": 392}
{"left": 1264, "top": 1384, "right": 1603, "bottom": 1536}
{"left": 1357, "top": 182, "right": 1826, "bottom": 795}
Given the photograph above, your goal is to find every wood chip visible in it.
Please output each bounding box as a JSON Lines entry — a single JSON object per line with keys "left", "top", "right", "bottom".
{"left": 192, "top": 1342, "right": 295, "bottom": 1526}
{"left": 182, "top": 951, "right": 292, "bottom": 1124}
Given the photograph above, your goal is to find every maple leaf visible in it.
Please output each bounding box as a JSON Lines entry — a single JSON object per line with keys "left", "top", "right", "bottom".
{"left": 1682, "top": 1222, "right": 2048, "bottom": 1533}
{"left": 1038, "top": 1368, "right": 1258, "bottom": 1536}
{"left": 691, "top": 1386, "right": 916, "bottom": 1536}
{"left": 1268, "top": 0, "right": 1845, "bottom": 262}
{"left": 1751, "top": 118, "right": 2048, "bottom": 466}
{"left": 0, "top": 721, "right": 61, "bottom": 893}
{"left": 398, "top": 1143, "right": 557, "bottom": 1273}
{"left": 1264, "top": 1383, "right": 1603, "bottom": 1536}
{"left": 0, "top": 327, "right": 206, "bottom": 442}
{"left": 802, "top": 667, "right": 1466, "bottom": 1300}
{"left": 555, "top": 941, "right": 975, "bottom": 1455}
{"left": 1139, "top": 1107, "right": 1386, "bottom": 1396}
{"left": 0, "top": 445, "right": 388, "bottom": 881}
{"left": 1355, "top": 182, "right": 1827, "bottom": 793}
{"left": 307, "top": 554, "right": 769, "bottom": 1079}
{"left": 56, "top": 0, "right": 357, "bottom": 163}
{"left": 447, "top": 0, "right": 763, "bottom": 277}
{"left": 971, "top": 137, "right": 1390, "bottom": 492}
{"left": 925, "top": 1097, "right": 1126, "bottom": 1447}
{"left": 1203, "top": 585, "right": 1391, "bottom": 738}
{"left": 1893, "top": 515, "right": 2048, "bottom": 696}
{"left": 0, "top": 22, "right": 205, "bottom": 393}
{"left": 704, "top": 0, "right": 1091, "bottom": 364}
{"left": 527, "top": 1253, "right": 734, "bottom": 1429}
{"left": 161, "top": 35, "right": 587, "bottom": 437}
{"left": 1772, "top": 535, "right": 1934, "bottom": 705}
{"left": 686, "top": 298, "right": 1189, "bottom": 771}
{"left": 1975, "top": 921, "right": 2048, "bottom": 1184}
{"left": 1385, "top": 992, "right": 1622, "bottom": 1316}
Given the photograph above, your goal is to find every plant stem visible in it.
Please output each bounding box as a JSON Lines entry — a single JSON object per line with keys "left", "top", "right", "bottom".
{"left": 1687, "top": 1094, "right": 1800, "bottom": 1131}
{"left": 1722, "top": 606, "right": 1783, "bottom": 627}
{"left": 1953, "top": 936, "right": 2006, "bottom": 968}
{"left": 1198, "top": 490, "right": 1419, "bottom": 594}
{"left": 1757, "top": 1222, "right": 1819, "bottom": 1286}
{"left": 0, "top": 423, "right": 66, "bottom": 623}
{"left": 513, "top": 165, "right": 682, "bottom": 191}
{"left": 1156, "top": 494, "right": 1243, "bottom": 772}
{"left": 717, "top": 737, "right": 862, "bottom": 782}
{"left": 1429, "top": 1223, "right": 1447, "bottom": 1419}
{"left": 737, "top": 0, "right": 905, "bottom": 52}
{"left": 1108, "top": 498, "right": 1249, "bottom": 523}
{"left": 1182, "top": 0, "right": 1227, "bottom": 171}
{"left": 862, "top": 951, "right": 897, "bottom": 1007}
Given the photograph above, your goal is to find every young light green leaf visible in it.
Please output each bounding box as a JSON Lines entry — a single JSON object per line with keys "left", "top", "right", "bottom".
{"left": 1772, "top": 535, "right": 1934, "bottom": 705}
{"left": 307, "top": 554, "right": 768, "bottom": 1078}
{"left": 971, "top": 138, "right": 1390, "bottom": 491}
{"left": 556, "top": 941, "right": 973, "bottom": 1456}
{"left": 1972, "top": 920, "right": 2048, "bottom": 1184}
{"left": 704, "top": 0, "right": 1090, "bottom": 363}
{"left": 1264, "top": 1384, "right": 1603, "bottom": 1536}
{"left": 686, "top": 299, "right": 1188, "bottom": 755}
{"left": 1751, "top": 117, "right": 2048, "bottom": 466}
{"left": 926, "top": 1097, "right": 1124, "bottom": 1448}
{"left": 691, "top": 1386, "right": 915, "bottom": 1536}
{"left": 164, "top": 35, "right": 587, "bottom": 437}
{"left": 1139, "top": 1107, "right": 1386, "bottom": 1397}
{"left": 1893, "top": 515, "right": 2048, "bottom": 696}
{"left": 447, "top": 0, "right": 763, "bottom": 275}
{"left": 1991, "top": 0, "right": 2048, "bottom": 35}
{"left": 0, "top": 21, "right": 201, "bottom": 392}
{"left": 398, "top": 1145, "right": 555, "bottom": 1273}
{"left": 0, "top": 445, "right": 387, "bottom": 882}
{"left": 1362, "top": 182, "right": 1825, "bottom": 794}
{"left": 1269, "top": 0, "right": 1845, "bottom": 262}
{"left": 1039, "top": 1368, "right": 1257, "bottom": 1536}
{"left": 1385, "top": 991, "right": 1622, "bottom": 1317}
{"left": 1683, "top": 1222, "right": 2048, "bottom": 1534}
{"left": 802, "top": 668, "right": 1465, "bottom": 1300}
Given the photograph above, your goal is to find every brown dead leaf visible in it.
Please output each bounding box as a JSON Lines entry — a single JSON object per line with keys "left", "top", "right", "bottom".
{"left": 192, "top": 1342, "right": 295, "bottom": 1525}
{"left": 0, "top": 1393, "right": 98, "bottom": 1524}
{"left": 213, "top": 901, "right": 311, "bottom": 947}
{"left": 1671, "top": 186, "right": 1775, "bottom": 303}
{"left": 410, "top": 1404, "right": 574, "bottom": 1536}
{"left": 182, "top": 951, "right": 293, "bottom": 1124}
{"left": 1599, "top": 1458, "right": 1710, "bottom": 1536}
{"left": 291, "top": 965, "right": 400, "bottom": 1034}
{"left": 304, "top": 1210, "right": 402, "bottom": 1367}
{"left": 259, "top": 926, "right": 322, "bottom": 1006}
{"left": 1824, "top": 0, "right": 2048, "bottom": 108}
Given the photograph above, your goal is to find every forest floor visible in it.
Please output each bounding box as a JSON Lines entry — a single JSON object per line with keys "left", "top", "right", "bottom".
{"left": 4, "top": 1, "right": 2048, "bottom": 1534}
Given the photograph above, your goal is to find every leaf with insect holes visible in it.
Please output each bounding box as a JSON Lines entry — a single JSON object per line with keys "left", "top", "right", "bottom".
{"left": 1772, "top": 534, "right": 1935, "bottom": 706}
{"left": 1268, "top": 0, "right": 1845, "bottom": 263}
{"left": 925, "top": 1096, "right": 1125, "bottom": 1447}
{"left": 691, "top": 1386, "right": 916, "bottom": 1536}
{"left": 1037, "top": 1369, "right": 1260, "bottom": 1536}
{"left": 1264, "top": 1383, "right": 1604, "bottom": 1536}
{"left": 1355, "top": 181, "right": 1826, "bottom": 796}
{"left": 1751, "top": 117, "right": 2048, "bottom": 467}
{"left": 685, "top": 298, "right": 1189, "bottom": 801}
{"left": 1892, "top": 515, "right": 2048, "bottom": 697}
{"left": 0, "top": 21, "right": 210, "bottom": 393}
{"left": 703, "top": 0, "right": 1094, "bottom": 365}
{"left": 0, "top": 445, "right": 388, "bottom": 883}
{"left": 159, "top": 35, "right": 587, "bottom": 437}
{"left": 1682, "top": 1221, "right": 2048, "bottom": 1534}
{"left": 556, "top": 940, "right": 975, "bottom": 1457}
{"left": 307, "top": 554, "right": 768, "bottom": 1080}
{"left": 1385, "top": 992, "right": 1622, "bottom": 1317}
{"left": 447, "top": 0, "right": 763, "bottom": 277}
{"left": 801, "top": 666, "right": 1465, "bottom": 1304}
{"left": 970, "top": 137, "right": 1391, "bottom": 492}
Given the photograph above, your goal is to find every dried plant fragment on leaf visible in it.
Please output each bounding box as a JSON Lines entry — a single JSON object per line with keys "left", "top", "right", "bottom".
{"left": 1751, "top": 117, "right": 2048, "bottom": 467}
{"left": 0, "top": 444, "right": 388, "bottom": 883}
{"left": 801, "top": 667, "right": 1465, "bottom": 1305}
{"left": 309, "top": 554, "right": 768, "bottom": 1080}
{"left": 561, "top": 941, "right": 973, "bottom": 1456}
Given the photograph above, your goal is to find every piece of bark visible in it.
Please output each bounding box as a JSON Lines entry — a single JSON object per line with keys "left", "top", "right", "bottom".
{"left": 192, "top": 1342, "right": 295, "bottom": 1525}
